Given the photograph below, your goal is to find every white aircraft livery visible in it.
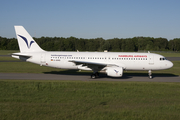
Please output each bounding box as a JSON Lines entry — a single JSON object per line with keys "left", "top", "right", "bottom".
{"left": 12, "top": 26, "right": 173, "bottom": 79}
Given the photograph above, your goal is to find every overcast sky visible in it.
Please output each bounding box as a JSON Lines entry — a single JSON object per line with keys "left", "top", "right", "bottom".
{"left": 0, "top": 0, "right": 180, "bottom": 40}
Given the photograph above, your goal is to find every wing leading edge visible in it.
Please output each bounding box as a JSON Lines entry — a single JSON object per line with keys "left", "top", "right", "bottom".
{"left": 69, "top": 60, "right": 119, "bottom": 71}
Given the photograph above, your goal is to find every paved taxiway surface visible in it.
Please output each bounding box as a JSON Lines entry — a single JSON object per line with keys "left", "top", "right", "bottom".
{"left": 166, "top": 57, "right": 180, "bottom": 61}
{"left": 0, "top": 73, "right": 179, "bottom": 82}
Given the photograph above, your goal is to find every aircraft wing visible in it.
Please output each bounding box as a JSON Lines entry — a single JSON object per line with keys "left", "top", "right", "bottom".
{"left": 69, "top": 60, "right": 118, "bottom": 71}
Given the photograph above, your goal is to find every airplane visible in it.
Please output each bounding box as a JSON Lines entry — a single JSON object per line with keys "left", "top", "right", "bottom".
{"left": 12, "top": 26, "right": 173, "bottom": 79}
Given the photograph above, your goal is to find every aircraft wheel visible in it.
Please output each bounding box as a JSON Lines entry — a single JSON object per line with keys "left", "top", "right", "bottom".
{"left": 95, "top": 72, "right": 99, "bottom": 78}
{"left": 91, "top": 74, "right": 96, "bottom": 79}
{"left": 148, "top": 70, "right": 153, "bottom": 79}
{"left": 149, "top": 75, "right": 153, "bottom": 79}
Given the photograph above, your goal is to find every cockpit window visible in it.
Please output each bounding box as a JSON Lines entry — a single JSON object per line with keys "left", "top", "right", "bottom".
{"left": 160, "top": 57, "right": 167, "bottom": 60}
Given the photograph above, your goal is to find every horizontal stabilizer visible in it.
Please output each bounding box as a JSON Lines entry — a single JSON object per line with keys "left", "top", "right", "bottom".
{"left": 11, "top": 53, "right": 32, "bottom": 58}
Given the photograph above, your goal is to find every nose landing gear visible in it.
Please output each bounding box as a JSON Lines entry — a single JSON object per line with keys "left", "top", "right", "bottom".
{"left": 148, "top": 70, "right": 153, "bottom": 79}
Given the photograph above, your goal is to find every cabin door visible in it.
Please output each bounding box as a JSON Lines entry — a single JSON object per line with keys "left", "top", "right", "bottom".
{"left": 149, "top": 55, "right": 154, "bottom": 64}
{"left": 41, "top": 53, "right": 46, "bottom": 65}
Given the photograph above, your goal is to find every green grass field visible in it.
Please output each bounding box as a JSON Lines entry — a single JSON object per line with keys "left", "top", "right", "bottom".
{"left": 0, "top": 80, "right": 180, "bottom": 120}
{"left": 0, "top": 50, "right": 180, "bottom": 119}
{"left": 0, "top": 56, "right": 20, "bottom": 61}
{"left": 155, "top": 52, "right": 180, "bottom": 57}
{"left": 0, "top": 50, "right": 19, "bottom": 55}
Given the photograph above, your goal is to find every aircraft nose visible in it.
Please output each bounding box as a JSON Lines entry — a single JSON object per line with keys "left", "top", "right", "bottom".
{"left": 167, "top": 61, "right": 173, "bottom": 69}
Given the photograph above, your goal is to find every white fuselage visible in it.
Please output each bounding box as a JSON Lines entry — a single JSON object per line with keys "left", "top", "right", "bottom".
{"left": 16, "top": 51, "right": 173, "bottom": 71}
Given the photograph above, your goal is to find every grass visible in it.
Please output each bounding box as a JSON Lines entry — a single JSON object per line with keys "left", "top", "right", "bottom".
{"left": 154, "top": 52, "right": 180, "bottom": 57}
{"left": 0, "top": 50, "right": 19, "bottom": 55}
{"left": 0, "top": 50, "right": 180, "bottom": 119}
{"left": 0, "top": 80, "right": 180, "bottom": 120}
{"left": 0, "top": 62, "right": 61, "bottom": 73}
{"left": 0, "top": 56, "right": 21, "bottom": 61}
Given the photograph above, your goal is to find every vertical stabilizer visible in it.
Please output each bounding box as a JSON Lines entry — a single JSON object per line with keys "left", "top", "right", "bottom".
{"left": 14, "top": 26, "right": 44, "bottom": 52}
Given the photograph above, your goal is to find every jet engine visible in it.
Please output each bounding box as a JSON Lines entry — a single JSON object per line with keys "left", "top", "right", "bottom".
{"left": 106, "top": 66, "right": 123, "bottom": 77}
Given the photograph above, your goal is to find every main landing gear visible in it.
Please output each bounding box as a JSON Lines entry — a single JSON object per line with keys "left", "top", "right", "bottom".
{"left": 148, "top": 70, "right": 153, "bottom": 79}
{"left": 91, "top": 72, "right": 99, "bottom": 79}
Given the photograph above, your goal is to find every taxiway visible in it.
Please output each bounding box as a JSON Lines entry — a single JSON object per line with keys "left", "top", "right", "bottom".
{"left": 0, "top": 73, "right": 179, "bottom": 82}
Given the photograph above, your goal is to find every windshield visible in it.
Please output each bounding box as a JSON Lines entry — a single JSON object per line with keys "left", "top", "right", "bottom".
{"left": 160, "top": 57, "right": 167, "bottom": 61}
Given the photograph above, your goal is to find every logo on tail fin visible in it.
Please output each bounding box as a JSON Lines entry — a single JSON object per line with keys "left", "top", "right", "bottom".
{"left": 18, "top": 35, "right": 34, "bottom": 49}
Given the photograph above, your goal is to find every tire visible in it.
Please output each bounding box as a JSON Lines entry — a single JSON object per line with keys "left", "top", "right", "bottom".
{"left": 91, "top": 74, "right": 96, "bottom": 79}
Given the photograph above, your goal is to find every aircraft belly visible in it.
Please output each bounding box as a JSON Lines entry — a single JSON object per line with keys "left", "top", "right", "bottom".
{"left": 58, "top": 61, "right": 77, "bottom": 69}
{"left": 125, "top": 62, "right": 150, "bottom": 70}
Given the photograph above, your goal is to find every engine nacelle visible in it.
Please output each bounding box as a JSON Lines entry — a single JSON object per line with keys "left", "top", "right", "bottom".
{"left": 106, "top": 67, "right": 123, "bottom": 77}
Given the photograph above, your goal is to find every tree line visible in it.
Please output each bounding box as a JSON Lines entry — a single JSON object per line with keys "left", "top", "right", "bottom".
{"left": 0, "top": 36, "right": 180, "bottom": 52}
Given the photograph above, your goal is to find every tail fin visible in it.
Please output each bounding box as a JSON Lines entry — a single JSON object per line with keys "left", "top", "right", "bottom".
{"left": 14, "top": 26, "right": 44, "bottom": 52}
